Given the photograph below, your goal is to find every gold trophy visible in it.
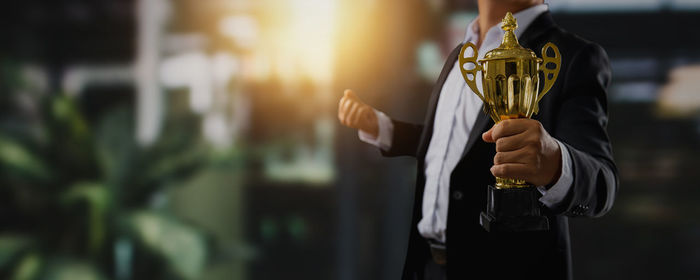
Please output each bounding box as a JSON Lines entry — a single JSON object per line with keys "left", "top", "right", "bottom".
{"left": 458, "top": 12, "right": 561, "bottom": 232}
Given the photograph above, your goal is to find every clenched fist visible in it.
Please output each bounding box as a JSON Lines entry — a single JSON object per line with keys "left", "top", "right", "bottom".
{"left": 482, "top": 119, "right": 562, "bottom": 187}
{"left": 338, "top": 89, "right": 379, "bottom": 138}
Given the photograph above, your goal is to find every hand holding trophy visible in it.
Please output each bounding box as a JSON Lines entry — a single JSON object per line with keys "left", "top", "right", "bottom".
{"left": 458, "top": 12, "right": 561, "bottom": 232}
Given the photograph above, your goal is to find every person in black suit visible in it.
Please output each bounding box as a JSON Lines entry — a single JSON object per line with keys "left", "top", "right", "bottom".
{"left": 338, "top": 0, "right": 618, "bottom": 279}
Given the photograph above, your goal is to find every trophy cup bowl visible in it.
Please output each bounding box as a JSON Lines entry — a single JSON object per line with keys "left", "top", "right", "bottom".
{"left": 459, "top": 12, "right": 561, "bottom": 232}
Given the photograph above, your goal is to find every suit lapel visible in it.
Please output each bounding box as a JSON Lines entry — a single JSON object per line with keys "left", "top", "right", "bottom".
{"left": 459, "top": 105, "right": 492, "bottom": 159}
{"left": 518, "top": 12, "right": 557, "bottom": 52}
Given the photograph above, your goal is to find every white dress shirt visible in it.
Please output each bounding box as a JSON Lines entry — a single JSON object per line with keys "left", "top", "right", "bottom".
{"left": 359, "top": 4, "right": 573, "bottom": 243}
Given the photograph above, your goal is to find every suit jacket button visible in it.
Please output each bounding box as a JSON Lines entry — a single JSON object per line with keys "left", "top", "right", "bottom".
{"left": 452, "top": 191, "right": 463, "bottom": 200}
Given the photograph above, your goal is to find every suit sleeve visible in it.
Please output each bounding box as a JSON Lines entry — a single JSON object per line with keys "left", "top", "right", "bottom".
{"left": 379, "top": 120, "right": 424, "bottom": 158}
{"left": 549, "top": 42, "right": 619, "bottom": 218}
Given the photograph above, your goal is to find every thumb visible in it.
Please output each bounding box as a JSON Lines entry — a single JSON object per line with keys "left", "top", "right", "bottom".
{"left": 344, "top": 89, "right": 356, "bottom": 98}
{"left": 482, "top": 126, "right": 495, "bottom": 143}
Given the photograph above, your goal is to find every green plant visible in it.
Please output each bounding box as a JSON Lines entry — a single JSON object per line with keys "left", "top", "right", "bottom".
{"left": 0, "top": 61, "right": 212, "bottom": 280}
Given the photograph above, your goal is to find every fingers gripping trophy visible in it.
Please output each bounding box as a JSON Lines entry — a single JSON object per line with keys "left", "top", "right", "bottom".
{"left": 459, "top": 12, "right": 561, "bottom": 232}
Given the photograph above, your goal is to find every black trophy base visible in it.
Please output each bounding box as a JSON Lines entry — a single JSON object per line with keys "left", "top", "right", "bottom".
{"left": 479, "top": 185, "right": 549, "bottom": 232}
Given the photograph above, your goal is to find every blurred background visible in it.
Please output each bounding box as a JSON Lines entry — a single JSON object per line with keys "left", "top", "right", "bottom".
{"left": 0, "top": 0, "right": 699, "bottom": 279}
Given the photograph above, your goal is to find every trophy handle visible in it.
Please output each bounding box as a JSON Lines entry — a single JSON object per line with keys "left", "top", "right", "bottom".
{"left": 538, "top": 42, "right": 561, "bottom": 103}
{"left": 459, "top": 42, "right": 485, "bottom": 102}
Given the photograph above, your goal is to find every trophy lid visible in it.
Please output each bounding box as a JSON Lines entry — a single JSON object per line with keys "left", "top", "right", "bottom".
{"left": 481, "top": 12, "right": 539, "bottom": 62}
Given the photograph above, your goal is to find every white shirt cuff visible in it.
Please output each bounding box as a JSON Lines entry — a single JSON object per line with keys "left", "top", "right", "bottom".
{"left": 358, "top": 109, "right": 393, "bottom": 151}
{"left": 538, "top": 139, "right": 573, "bottom": 209}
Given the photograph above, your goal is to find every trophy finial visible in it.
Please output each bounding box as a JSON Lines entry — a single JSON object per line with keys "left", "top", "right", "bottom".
{"left": 501, "top": 12, "right": 518, "bottom": 32}
{"left": 499, "top": 12, "right": 520, "bottom": 49}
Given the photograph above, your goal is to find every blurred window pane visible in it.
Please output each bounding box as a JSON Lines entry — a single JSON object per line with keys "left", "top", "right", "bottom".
{"left": 549, "top": 0, "right": 663, "bottom": 12}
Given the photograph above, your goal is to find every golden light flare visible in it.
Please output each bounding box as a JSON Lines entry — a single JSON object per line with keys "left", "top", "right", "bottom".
{"left": 256, "top": 0, "right": 338, "bottom": 85}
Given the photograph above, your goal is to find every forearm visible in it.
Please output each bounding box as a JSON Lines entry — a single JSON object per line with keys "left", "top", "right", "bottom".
{"left": 540, "top": 42, "right": 618, "bottom": 217}
{"left": 555, "top": 143, "right": 618, "bottom": 217}
{"left": 357, "top": 110, "right": 423, "bottom": 158}
{"left": 358, "top": 109, "right": 393, "bottom": 151}
{"left": 379, "top": 119, "right": 423, "bottom": 158}
{"left": 538, "top": 139, "right": 573, "bottom": 209}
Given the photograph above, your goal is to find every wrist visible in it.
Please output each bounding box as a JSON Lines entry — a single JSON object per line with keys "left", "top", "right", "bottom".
{"left": 363, "top": 124, "right": 378, "bottom": 138}
{"left": 546, "top": 140, "right": 563, "bottom": 188}
{"left": 361, "top": 109, "right": 379, "bottom": 138}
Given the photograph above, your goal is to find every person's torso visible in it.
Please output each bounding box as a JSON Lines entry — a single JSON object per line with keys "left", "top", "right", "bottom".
{"left": 405, "top": 11, "right": 598, "bottom": 280}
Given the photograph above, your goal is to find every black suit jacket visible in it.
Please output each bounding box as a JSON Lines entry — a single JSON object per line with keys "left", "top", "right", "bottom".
{"left": 381, "top": 12, "right": 618, "bottom": 279}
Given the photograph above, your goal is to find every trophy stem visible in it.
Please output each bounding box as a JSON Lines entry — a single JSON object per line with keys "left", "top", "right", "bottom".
{"left": 494, "top": 177, "right": 531, "bottom": 189}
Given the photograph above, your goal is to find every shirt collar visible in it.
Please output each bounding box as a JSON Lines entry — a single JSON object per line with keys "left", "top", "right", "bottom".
{"left": 464, "top": 4, "right": 549, "bottom": 47}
